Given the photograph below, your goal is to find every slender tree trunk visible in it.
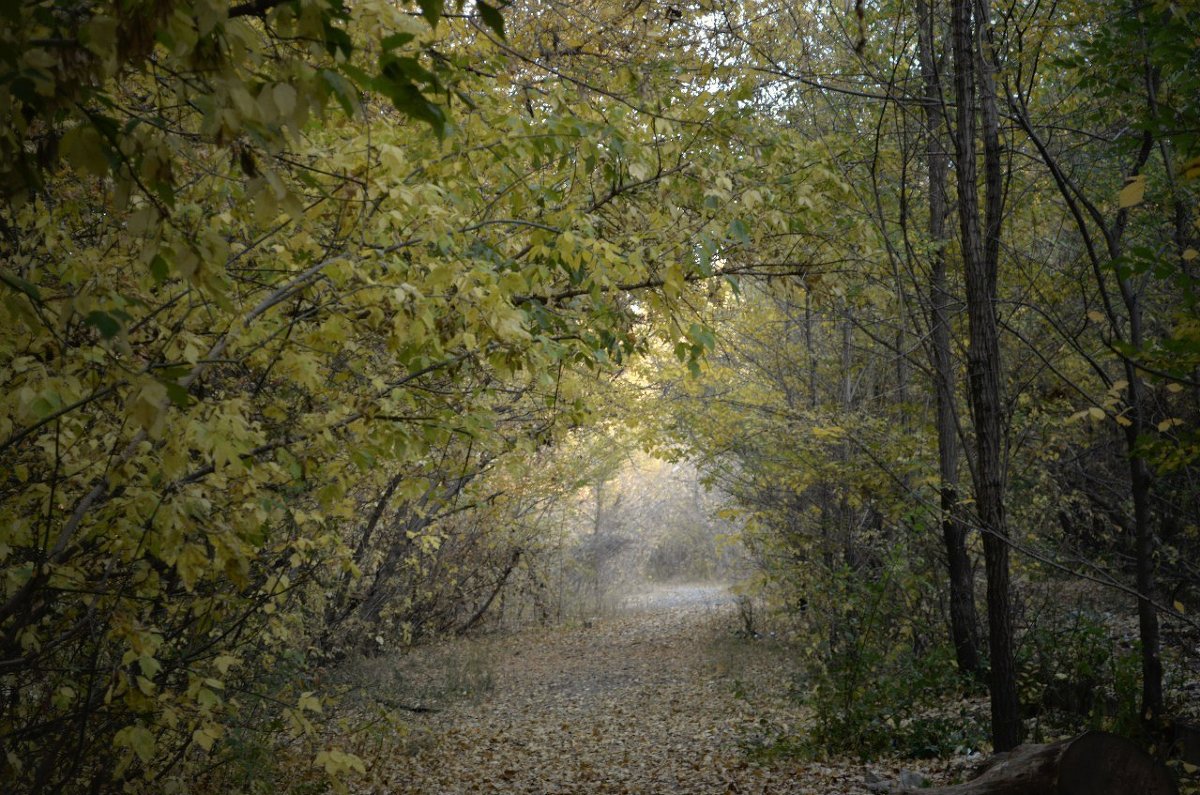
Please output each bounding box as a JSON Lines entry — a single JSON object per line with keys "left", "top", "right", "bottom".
{"left": 1127, "top": 378, "right": 1164, "bottom": 724}
{"left": 804, "top": 290, "right": 836, "bottom": 575}
{"left": 840, "top": 309, "right": 855, "bottom": 565}
{"left": 841, "top": 311, "right": 853, "bottom": 409}
{"left": 457, "top": 547, "right": 523, "bottom": 635}
{"left": 1117, "top": 256, "right": 1163, "bottom": 722}
{"left": 324, "top": 470, "right": 406, "bottom": 634}
{"left": 950, "top": 0, "right": 1021, "bottom": 750}
{"left": 1125, "top": 33, "right": 1167, "bottom": 724}
{"left": 918, "top": 0, "right": 981, "bottom": 678}
{"left": 805, "top": 289, "right": 818, "bottom": 410}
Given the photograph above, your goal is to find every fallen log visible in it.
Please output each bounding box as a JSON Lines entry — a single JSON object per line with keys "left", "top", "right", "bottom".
{"left": 898, "top": 730, "right": 1177, "bottom": 795}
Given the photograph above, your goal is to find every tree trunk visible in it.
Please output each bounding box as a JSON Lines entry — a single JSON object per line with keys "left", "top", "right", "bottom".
{"left": 917, "top": 0, "right": 981, "bottom": 678}
{"left": 840, "top": 309, "right": 856, "bottom": 565}
{"left": 805, "top": 288, "right": 818, "bottom": 409}
{"left": 1125, "top": 330, "right": 1164, "bottom": 725}
{"left": 950, "top": 0, "right": 1021, "bottom": 750}
{"left": 898, "top": 731, "right": 1177, "bottom": 795}
{"left": 457, "top": 547, "right": 523, "bottom": 635}
{"left": 1111, "top": 94, "right": 1164, "bottom": 718}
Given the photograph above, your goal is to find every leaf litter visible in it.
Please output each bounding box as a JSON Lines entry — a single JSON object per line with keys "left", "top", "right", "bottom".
{"left": 331, "top": 585, "right": 962, "bottom": 794}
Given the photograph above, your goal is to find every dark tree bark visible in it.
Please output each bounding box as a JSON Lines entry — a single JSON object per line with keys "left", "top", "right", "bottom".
{"left": 1126, "top": 352, "right": 1164, "bottom": 724}
{"left": 950, "top": 0, "right": 1021, "bottom": 750}
{"left": 1113, "top": 66, "right": 1165, "bottom": 719}
{"left": 917, "top": 0, "right": 981, "bottom": 679}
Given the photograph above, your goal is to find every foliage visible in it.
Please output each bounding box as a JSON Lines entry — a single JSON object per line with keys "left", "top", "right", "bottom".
{"left": 0, "top": 0, "right": 509, "bottom": 199}
{"left": 1017, "top": 610, "right": 1145, "bottom": 741}
{"left": 2, "top": 0, "right": 1199, "bottom": 787}
{"left": 799, "top": 555, "right": 988, "bottom": 760}
{"left": 0, "top": 0, "right": 790, "bottom": 790}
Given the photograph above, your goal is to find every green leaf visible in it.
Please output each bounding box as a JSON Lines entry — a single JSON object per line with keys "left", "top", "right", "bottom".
{"left": 149, "top": 254, "right": 170, "bottom": 284}
{"left": 688, "top": 322, "right": 716, "bottom": 351}
{"left": 322, "top": 19, "right": 354, "bottom": 59}
{"left": 273, "top": 83, "right": 297, "bottom": 117}
{"left": 476, "top": 0, "right": 506, "bottom": 38}
{"left": 373, "top": 78, "right": 446, "bottom": 136}
{"left": 84, "top": 311, "right": 121, "bottom": 339}
{"left": 415, "top": 0, "right": 443, "bottom": 27}
{"left": 727, "top": 218, "right": 751, "bottom": 245}
{"left": 321, "top": 69, "right": 360, "bottom": 116}
{"left": 59, "top": 124, "right": 110, "bottom": 178}
{"left": 381, "top": 32, "right": 416, "bottom": 51}
{"left": 161, "top": 379, "right": 192, "bottom": 409}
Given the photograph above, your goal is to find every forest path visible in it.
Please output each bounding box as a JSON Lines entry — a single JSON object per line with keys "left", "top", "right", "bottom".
{"left": 357, "top": 584, "right": 912, "bottom": 794}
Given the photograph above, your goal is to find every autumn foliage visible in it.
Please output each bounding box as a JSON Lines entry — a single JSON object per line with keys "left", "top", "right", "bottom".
{"left": 2, "top": 0, "right": 1199, "bottom": 792}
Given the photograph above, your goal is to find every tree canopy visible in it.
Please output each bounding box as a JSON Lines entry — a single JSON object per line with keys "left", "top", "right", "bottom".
{"left": 2, "top": 0, "right": 1198, "bottom": 792}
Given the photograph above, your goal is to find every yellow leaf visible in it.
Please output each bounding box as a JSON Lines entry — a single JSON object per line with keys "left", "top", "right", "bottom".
{"left": 316, "top": 749, "right": 367, "bottom": 776}
{"left": 1184, "top": 248, "right": 1198, "bottom": 262}
{"left": 1182, "top": 156, "right": 1200, "bottom": 181}
{"left": 192, "top": 723, "right": 221, "bottom": 752}
{"left": 60, "top": 125, "right": 109, "bottom": 178}
{"left": 273, "top": 83, "right": 297, "bottom": 117}
{"left": 1087, "top": 407, "right": 1105, "bottom": 421}
{"left": 1158, "top": 418, "right": 1183, "bottom": 432}
{"left": 114, "top": 725, "right": 156, "bottom": 763}
{"left": 1174, "top": 600, "right": 1186, "bottom": 614}
{"left": 175, "top": 543, "right": 208, "bottom": 591}
{"left": 298, "top": 691, "right": 323, "bottom": 714}
{"left": 1086, "top": 310, "right": 1106, "bottom": 323}
{"left": 192, "top": 729, "right": 214, "bottom": 752}
{"left": 127, "top": 379, "right": 169, "bottom": 436}
{"left": 1118, "top": 174, "right": 1146, "bottom": 208}
{"left": 213, "top": 655, "right": 238, "bottom": 675}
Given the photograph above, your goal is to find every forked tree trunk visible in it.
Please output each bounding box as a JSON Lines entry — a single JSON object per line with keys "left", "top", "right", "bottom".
{"left": 917, "top": 0, "right": 981, "bottom": 678}
{"left": 898, "top": 731, "right": 1177, "bottom": 795}
{"left": 950, "top": 0, "right": 1021, "bottom": 750}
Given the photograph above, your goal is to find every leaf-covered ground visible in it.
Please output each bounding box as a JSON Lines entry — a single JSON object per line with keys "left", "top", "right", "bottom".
{"left": 337, "top": 585, "right": 965, "bottom": 794}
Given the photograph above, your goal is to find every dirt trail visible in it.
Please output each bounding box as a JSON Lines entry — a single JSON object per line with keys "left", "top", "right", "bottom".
{"left": 359, "top": 584, "right": 900, "bottom": 794}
